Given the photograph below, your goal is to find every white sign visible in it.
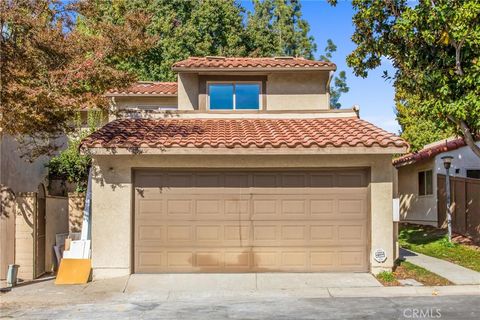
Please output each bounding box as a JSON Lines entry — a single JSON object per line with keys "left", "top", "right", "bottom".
{"left": 374, "top": 248, "right": 387, "bottom": 263}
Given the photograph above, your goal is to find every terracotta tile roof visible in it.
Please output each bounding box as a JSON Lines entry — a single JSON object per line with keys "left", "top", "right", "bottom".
{"left": 107, "top": 82, "right": 177, "bottom": 96}
{"left": 172, "top": 57, "right": 336, "bottom": 71}
{"left": 393, "top": 138, "right": 466, "bottom": 167}
{"left": 81, "top": 117, "right": 407, "bottom": 150}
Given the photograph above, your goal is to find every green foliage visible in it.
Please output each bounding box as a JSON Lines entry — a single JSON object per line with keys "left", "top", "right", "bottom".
{"left": 330, "top": 0, "right": 480, "bottom": 155}
{"left": 245, "top": 0, "right": 316, "bottom": 58}
{"left": 319, "top": 39, "right": 349, "bottom": 108}
{"left": 47, "top": 110, "right": 102, "bottom": 193}
{"left": 376, "top": 271, "right": 396, "bottom": 283}
{"left": 396, "top": 103, "right": 454, "bottom": 151}
{"left": 399, "top": 225, "right": 480, "bottom": 272}
{"left": 1, "top": 0, "right": 153, "bottom": 158}
{"left": 47, "top": 134, "right": 91, "bottom": 193}
{"left": 91, "top": 0, "right": 317, "bottom": 81}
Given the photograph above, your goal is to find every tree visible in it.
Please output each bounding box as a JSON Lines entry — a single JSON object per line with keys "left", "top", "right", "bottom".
{"left": 396, "top": 102, "right": 454, "bottom": 151}
{"left": 328, "top": 0, "right": 480, "bottom": 156}
{"left": 93, "top": 0, "right": 247, "bottom": 81}
{"left": 245, "top": 0, "right": 316, "bottom": 58}
{"left": 319, "top": 39, "right": 349, "bottom": 109}
{"left": 0, "top": 0, "right": 153, "bottom": 158}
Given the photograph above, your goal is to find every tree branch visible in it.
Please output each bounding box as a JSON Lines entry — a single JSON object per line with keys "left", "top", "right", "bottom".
{"left": 447, "top": 115, "right": 480, "bottom": 158}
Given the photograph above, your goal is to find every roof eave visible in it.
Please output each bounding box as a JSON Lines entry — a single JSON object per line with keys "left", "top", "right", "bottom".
{"left": 82, "top": 145, "right": 408, "bottom": 156}
{"left": 172, "top": 66, "right": 337, "bottom": 73}
{"left": 105, "top": 93, "right": 177, "bottom": 97}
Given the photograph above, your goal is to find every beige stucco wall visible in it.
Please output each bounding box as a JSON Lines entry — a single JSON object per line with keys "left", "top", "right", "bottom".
{"left": 45, "top": 196, "right": 68, "bottom": 272}
{"left": 397, "top": 159, "right": 437, "bottom": 226}
{"left": 178, "top": 73, "right": 199, "bottom": 110}
{"left": 90, "top": 153, "right": 396, "bottom": 279}
{"left": 0, "top": 135, "right": 51, "bottom": 194}
{"left": 266, "top": 72, "right": 329, "bottom": 110}
{"left": 176, "top": 71, "right": 330, "bottom": 111}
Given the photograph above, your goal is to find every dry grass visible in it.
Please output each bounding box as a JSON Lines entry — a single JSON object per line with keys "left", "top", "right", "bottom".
{"left": 376, "top": 260, "right": 452, "bottom": 286}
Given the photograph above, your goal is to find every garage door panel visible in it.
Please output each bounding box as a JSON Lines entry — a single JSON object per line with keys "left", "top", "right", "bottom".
{"left": 134, "top": 170, "right": 369, "bottom": 273}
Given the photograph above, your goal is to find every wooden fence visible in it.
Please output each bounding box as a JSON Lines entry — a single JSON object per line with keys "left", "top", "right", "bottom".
{"left": 438, "top": 174, "right": 480, "bottom": 242}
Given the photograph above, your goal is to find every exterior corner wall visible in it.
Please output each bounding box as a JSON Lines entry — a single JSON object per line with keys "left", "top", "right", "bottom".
{"left": 45, "top": 195, "right": 68, "bottom": 272}
{"left": 369, "top": 156, "right": 396, "bottom": 272}
{"left": 178, "top": 73, "right": 199, "bottom": 110}
{"left": 397, "top": 159, "right": 437, "bottom": 226}
{"left": 91, "top": 158, "right": 132, "bottom": 279}
{"left": 266, "top": 72, "right": 329, "bottom": 110}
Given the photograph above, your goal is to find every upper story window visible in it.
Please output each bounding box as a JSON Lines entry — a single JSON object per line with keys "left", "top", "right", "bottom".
{"left": 208, "top": 82, "right": 261, "bottom": 110}
{"left": 418, "top": 169, "right": 433, "bottom": 196}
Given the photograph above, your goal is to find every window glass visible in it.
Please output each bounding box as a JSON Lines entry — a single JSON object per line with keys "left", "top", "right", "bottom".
{"left": 466, "top": 169, "right": 480, "bottom": 179}
{"left": 418, "top": 171, "right": 426, "bottom": 196}
{"left": 236, "top": 84, "right": 260, "bottom": 110}
{"left": 425, "top": 170, "right": 433, "bottom": 195}
{"left": 209, "top": 84, "right": 234, "bottom": 110}
{"left": 418, "top": 170, "right": 433, "bottom": 196}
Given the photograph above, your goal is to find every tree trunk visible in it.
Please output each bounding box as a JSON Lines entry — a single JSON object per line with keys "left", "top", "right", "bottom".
{"left": 449, "top": 116, "right": 480, "bottom": 158}
{"left": 459, "top": 120, "right": 480, "bottom": 158}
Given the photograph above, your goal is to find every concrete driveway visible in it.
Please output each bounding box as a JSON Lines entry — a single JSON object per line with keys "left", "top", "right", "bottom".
{"left": 126, "top": 272, "right": 381, "bottom": 292}
{"left": 2, "top": 273, "right": 479, "bottom": 319}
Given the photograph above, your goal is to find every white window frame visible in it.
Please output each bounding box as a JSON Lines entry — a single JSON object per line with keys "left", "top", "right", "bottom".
{"left": 206, "top": 81, "right": 262, "bottom": 111}
{"left": 418, "top": 169, "right": 433, "bottom": 197}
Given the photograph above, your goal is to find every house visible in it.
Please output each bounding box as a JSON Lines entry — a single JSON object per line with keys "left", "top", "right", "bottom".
{"left": 80, "top": 56, "right": 408, "bottom": 279}
{"left": 394, "top": 137, "right": 480, "bottom": 227}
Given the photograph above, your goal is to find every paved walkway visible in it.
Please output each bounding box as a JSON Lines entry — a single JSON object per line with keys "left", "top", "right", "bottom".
{"left": 400, "top": 248, "right": 480, "bottom": 285}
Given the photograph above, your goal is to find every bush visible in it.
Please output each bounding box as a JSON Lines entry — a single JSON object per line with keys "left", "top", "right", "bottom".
{"left": 47, "top": 134, "right": 91, "bottom": 193}
{"left": 376, "top": 271, "right": 396, "bottom": 283}
{"left": 47, "top": 110, "right": 102, "bottom": 193}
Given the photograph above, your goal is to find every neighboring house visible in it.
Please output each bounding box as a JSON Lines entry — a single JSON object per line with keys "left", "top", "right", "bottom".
{"left": 81, "top": 56, "right": 408, "bottom": 279}
{"left": 0, "top": 108, "right": 106, "bottom": 280}
{"left": 394, "top": 138, "right": 480, "bottom": 227}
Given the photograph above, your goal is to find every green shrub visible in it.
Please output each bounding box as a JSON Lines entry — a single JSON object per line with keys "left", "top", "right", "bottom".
{"left": 47, "top": 133, "right": 91, "bottom": 193}
{"left": 377, "top": 271, "right": 396, "bottom": 283}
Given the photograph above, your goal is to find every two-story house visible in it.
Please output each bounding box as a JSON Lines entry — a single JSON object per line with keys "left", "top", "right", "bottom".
{"left": 81, "top": 57, "right": 408, "bottom": 279}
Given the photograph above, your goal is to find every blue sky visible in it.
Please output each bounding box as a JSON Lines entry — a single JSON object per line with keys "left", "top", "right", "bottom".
{"left": 242, "top": 0, "right": 400, "bottom": 133}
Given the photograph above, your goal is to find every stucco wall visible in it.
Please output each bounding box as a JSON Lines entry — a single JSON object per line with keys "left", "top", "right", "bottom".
{"left": 266, "top": 72, "right": 329, "bottom": 110}
{"left": 176, "top": 71, "right": 330, "bottom": 111}
{"left": 90, "top": 153, "right": 396, "bottom": 278}
{"left": 0, "top": 135, "right": 51, "bottom": 194}
{"left": 178, "top": 73, "right": 199, "bottom": 110}
{"left": 433, "top": 142, "right": 480, "bottom": 178}
{"left": 397, "top": 159, "right": 437, "bottom": 226}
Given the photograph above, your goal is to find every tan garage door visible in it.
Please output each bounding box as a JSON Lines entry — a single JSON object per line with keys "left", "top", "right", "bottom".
{"left": 134, "top": 169, "right": 369, "bottom": 273}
